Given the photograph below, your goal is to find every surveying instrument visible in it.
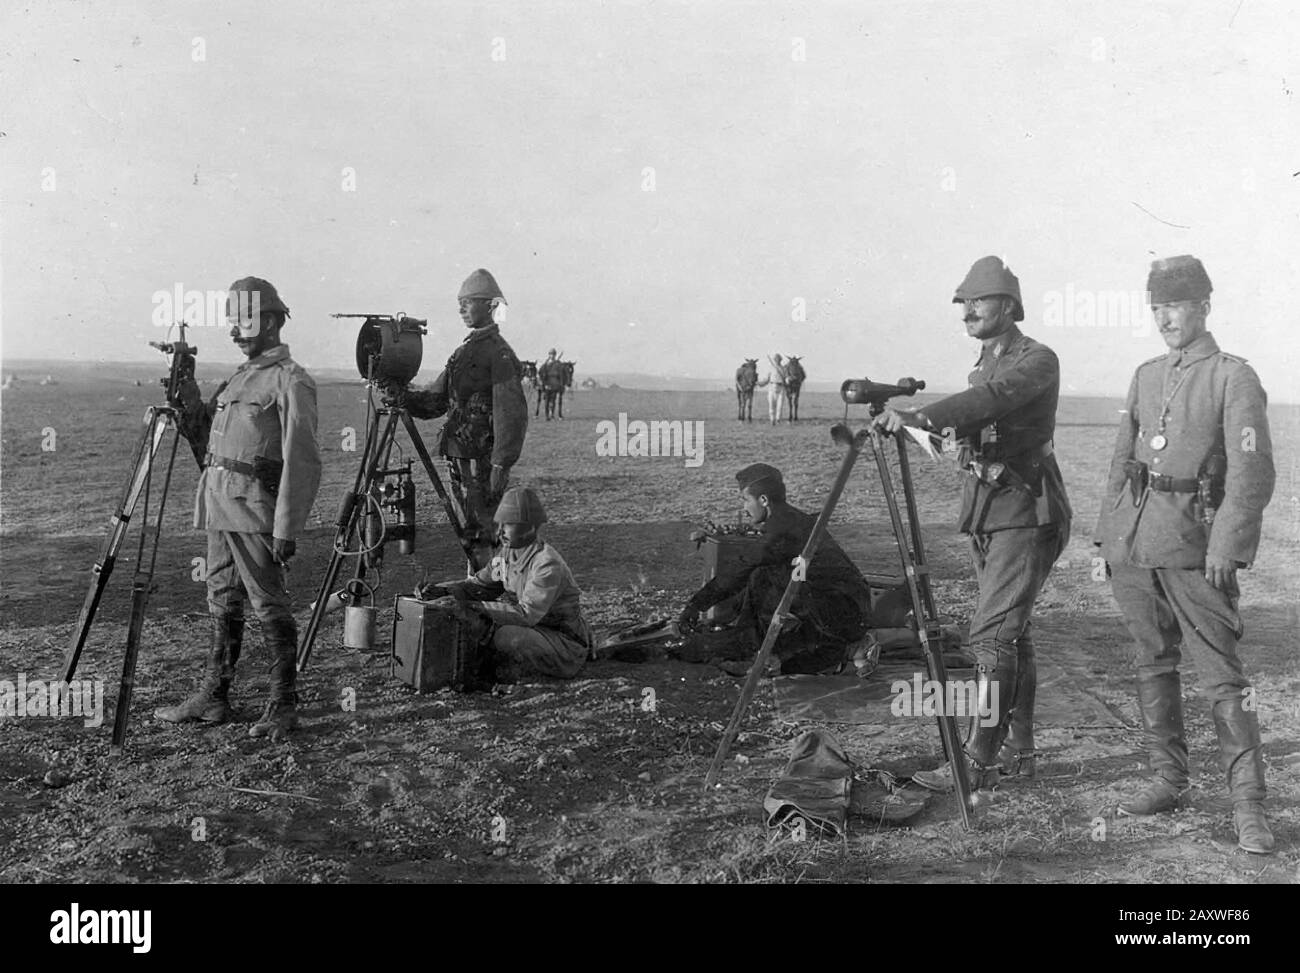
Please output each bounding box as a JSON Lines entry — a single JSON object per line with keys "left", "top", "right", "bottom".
{"left": 294, "top": 313, "right": 480, "bottom": 673}
{"left": 704, "top": 376, "right": 975, "bottom": 828}
{"left": 61, "top": 323, "right": 199, "bottom": 749}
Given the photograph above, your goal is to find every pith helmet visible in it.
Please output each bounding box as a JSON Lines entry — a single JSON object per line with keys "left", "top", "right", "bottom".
{"left": 494, "top": 486, "right": 547, "bottom": 526}
{"left": 226, "top": 277, "right": 290, "bottom": 319}
{"left": 1147, "top": 255, "right": 1212, "bottom": 304}
{"left": 952, "top": 256, "right": 1023, "bottom": 322}
{"left": 458, "top": 268, "right": 506, "bottom": 304}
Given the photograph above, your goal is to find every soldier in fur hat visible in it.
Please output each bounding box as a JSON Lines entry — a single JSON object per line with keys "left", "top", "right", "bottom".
{"left": 1094, "top": 255, "right": 1275, "bottom": 854}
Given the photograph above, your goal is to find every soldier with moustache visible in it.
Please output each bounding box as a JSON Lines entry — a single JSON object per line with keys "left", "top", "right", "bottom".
{"left": 1094, "top": 255, "right": 1275, "bottom": 854}
{"left": 876, "top": 256, "right": 1072, "bottom": 796}
{"left": 403, "top": 269, "right": 529, "bottom": 566}
{"left": 156, "top": 277, "right": 322, "bottom": 740}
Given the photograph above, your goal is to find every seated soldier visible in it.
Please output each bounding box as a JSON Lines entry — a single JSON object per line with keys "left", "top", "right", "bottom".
{"left": 419, "top": 486, "right": 592, "bottom": 683}
{"left": 678, "top": 464, "right": 872, "bottom": 674}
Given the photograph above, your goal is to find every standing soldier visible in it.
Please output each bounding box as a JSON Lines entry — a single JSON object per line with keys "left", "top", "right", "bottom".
{"left": 1095, "top": 256, "right": 1275, "bottom": 854}
{"left": 405, "top": 269, "right": 528, "bottom": 566}
{"left": 876, "top": 256, "right": 1071, "bottom": 795}
{"left": 537, "top": 348, "right": 564, "bottom": 421}
{"left": 157, "top": 277, "right": 322, "bottom": 740}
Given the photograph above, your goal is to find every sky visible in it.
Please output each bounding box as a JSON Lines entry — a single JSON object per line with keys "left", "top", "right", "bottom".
{"left": 2, "top": 0, "right": 1297, "bottom": 398}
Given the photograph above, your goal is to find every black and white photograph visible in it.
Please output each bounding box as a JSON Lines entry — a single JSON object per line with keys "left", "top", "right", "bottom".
{"left": 1, "top": 0, "right": 1296, "bottom": 916}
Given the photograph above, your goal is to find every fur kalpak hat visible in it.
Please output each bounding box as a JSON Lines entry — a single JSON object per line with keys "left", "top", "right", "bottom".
{"left": 1147, "top": 255, "right": 1212, "bottom": 304}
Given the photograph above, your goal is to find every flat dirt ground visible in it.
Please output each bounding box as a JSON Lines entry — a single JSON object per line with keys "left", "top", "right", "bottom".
{"left": 2, "top": 361, "right": 1298, "bottom": 884}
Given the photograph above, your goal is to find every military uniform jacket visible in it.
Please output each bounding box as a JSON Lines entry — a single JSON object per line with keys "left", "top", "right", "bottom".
{"left": 406, "top": 323, "right": 528, "bottom": 467}
{"left": 194, "top": 344, "right": 322, "bottom": 540}
{"left": 921, "top": 325, "right": 1072, "bottom": 534}
{"left": 538, "top": 358, "right": 565, "bottom": 390}
{"left": 461, "top": 538, "right": 591, "bottom": 645}
{"left": 1094, "top": 332, "right": 1274, "bottom": 569}
{"left": 688, "top": 503, "right": 871, "bottom": 617}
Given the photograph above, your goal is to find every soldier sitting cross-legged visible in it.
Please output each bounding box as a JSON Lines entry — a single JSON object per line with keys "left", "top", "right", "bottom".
{"left": 677, "top": 464, "right": 873, "bottom": 676}
{"left": 417, "top": 486, "right": 592, "bottom": 684}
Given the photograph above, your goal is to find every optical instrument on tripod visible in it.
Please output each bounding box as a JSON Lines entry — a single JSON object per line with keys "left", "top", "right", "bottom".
{"left": 295, "top": 312, "right": 481, "bottom": 673}
{"left": 705, "top": 374, "right": 974, "bottom": 828}
{"left": 61, "top": 324, "right": 196, "bottom": 749}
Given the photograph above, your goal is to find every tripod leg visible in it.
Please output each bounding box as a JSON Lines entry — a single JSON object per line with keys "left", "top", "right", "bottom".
{"left": 112, "top": 418, "right": 181, "bottom": 748}
{"left": 297, "top": 411, "right": 399, "bottom": 672}
{"left": 399, "top": 410, "right": 482, "bottom": 571}
{"left": 871, "top": 428, "right": 974, "bottom": 829}
{"left": 64, "top": 407, "right": 171, "bottom": 682}
{"left": 704, "top": 426, "right": 871, "bottom": 790}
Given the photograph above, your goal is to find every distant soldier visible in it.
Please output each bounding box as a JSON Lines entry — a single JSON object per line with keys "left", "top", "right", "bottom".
{"left": 405, "top": 269, "right": 528, "bottom": 565}
{"left": 158, "top": 277, "right": 322, "bottom": 739}
{"left": 537, "top": 348, "right": 565, "bottom": 420}
{"left": 1094, "top": 256, "right": 1275, "bottom": 854}
{"left": 677, "top": 464, "right": 873, "bottom": 674}
{"left": 760, "top": 354, "right": 789, "bottom": 425}
{"left": 876, "top": 256, "right": 1072, "bottom": 795}
{"left": 418, "top": 486, "right": 592, "bottom": 682}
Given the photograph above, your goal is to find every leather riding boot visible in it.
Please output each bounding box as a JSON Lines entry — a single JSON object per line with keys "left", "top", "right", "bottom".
{"left": 1211, "top": 697, "right": 1272, "bottom": 853}
{"left": 965, "top": 660, "right": 1017, "bottom": 768}
{"left": 1118, "top": 671, "right": 1189, "bottom": 816}
{"left": 250, "top": 617, "right": 300, "bottom": 739}
{"left": 999, "top": 634, "right": 1037, "bottom": 778}
{"left": 913, "top": 659, "right": 1013, "bottom": 796}
{"left": 154, "top": 613, "right": 240, "bottom": 724}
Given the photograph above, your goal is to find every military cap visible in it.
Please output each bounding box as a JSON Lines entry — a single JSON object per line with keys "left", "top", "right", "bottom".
{"left": 493, "top": 486, "right": 547, "bottom": 526}
{"left": 226, "top": 277, "right": 290, "bottom": 319}
{"left": 459, "top": 268, "right": 507, "bottom": 304}
{"left": 953, "top": 256, "right": 1024, "bottom": 322}
{"left": 1147, "top": 255, "right": 1212, "bottom": 304}
{"left": 736, "top": 463, "right": 784, "bottom": 492}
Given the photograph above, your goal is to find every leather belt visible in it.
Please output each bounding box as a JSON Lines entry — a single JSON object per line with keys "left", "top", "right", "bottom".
{"left": 1148, "top": 472, "right": 1198, "bottom": 493}
{"left": 978, "top": 441, "right": 1054, "bottom": 463}
{"left": 205, "top": 453, "right": 257, "bottom": 476}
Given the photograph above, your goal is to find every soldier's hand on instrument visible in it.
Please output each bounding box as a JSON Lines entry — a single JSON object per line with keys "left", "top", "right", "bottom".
{"left": 874, "top": 408, "right": 908, "bottom": 433}
{"left": 273, "top": 537, "right": 296, "bottom": 565}
{"left": 773, "top": 610, "right": 799, "bottom": 632}
{"left": 171, "top": 373, "right": 202, "bottom": 412}
{"left": 415, "top": 580, "right": 444, "bottom": 599}
{"left": 678, "top": 606, "right": 701, "bottom": 633}
{"left": 1204, "top": 554, "right": 1238, "bottom": 593}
